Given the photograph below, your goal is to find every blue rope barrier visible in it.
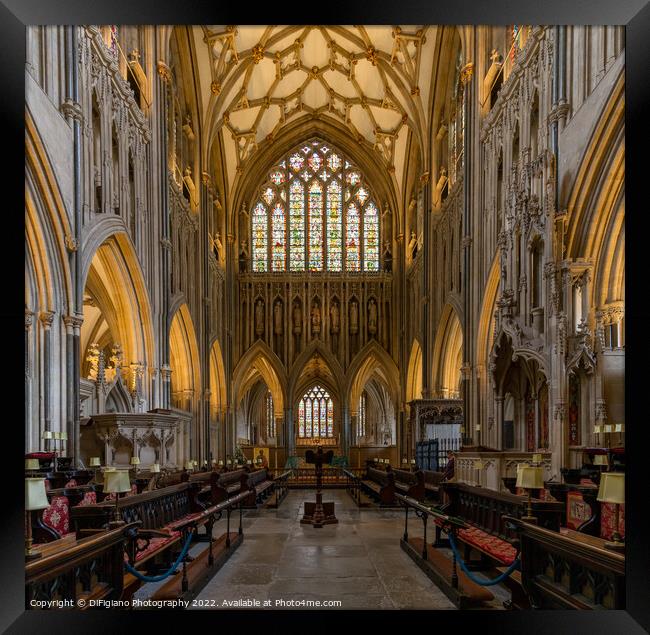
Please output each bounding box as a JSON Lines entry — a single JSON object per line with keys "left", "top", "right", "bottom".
{"left": 124, "top": 531, "right": 194, "bottom": 583}
{"left": 447, "top": 531, "right": 520, "bottom": 586}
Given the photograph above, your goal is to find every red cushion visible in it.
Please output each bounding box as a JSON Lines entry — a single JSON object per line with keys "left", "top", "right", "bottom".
{"left": 77, "top": 491, "right": 97, "bottom": 506}
{"left": 42, "top": 496, "right": 70, "bottom": 536}
{"left": 457, "top": 525, "right": 517, "bottom": 565}
{"left": 601, "top": 502, "right": 625, "bottom": 540}
{"left": 65, "top": 479, "right": 78, "bottom": 488}
{"left": 26, "top": 452, "right": 55, "bottom": 459}
{"left": 125, "top": 531, "right": 181, "bottom": 562}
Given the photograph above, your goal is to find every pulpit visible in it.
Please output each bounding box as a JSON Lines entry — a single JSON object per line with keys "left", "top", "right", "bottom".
{"left": 301, "top": 446, "right": 338, "bottom": 528}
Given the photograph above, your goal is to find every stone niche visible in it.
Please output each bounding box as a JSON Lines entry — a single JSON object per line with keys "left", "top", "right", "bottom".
{"left": 80, "top": 409, "right": 192, "bottom": 469}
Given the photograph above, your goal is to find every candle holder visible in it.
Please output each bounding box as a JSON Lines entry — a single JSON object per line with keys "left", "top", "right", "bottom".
{"left": 517, "top": 466, "right": 544, "bottom": 523}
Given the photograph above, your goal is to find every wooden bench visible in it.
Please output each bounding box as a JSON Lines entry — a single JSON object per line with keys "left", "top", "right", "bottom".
{"left": 70, "top": 482, "right": 208, "bottom": 578}
{"left": 26, "top": 523, "right": 139, "bottom": 608}
{"left": 392, "top": 468, "right": 425, "bottom": 501}
{"left": 240, "top": 468, "right": 274, "bottom": 507}
{"left": 505, "top": 516, "right": 625, "bottom": 609}
{"left": 422, "top": 470, "right": 445, "bottom": 501}
{"left": 434, "top": 482, "right": 564, "bottom": 609}
{"left": 264, "top": 470, "right": 291, "bottom": 508}
{"left": 360, "top": 466, "right": 397, "bottom": 506}
{"left": 204, "top": 469, "right": 248, "bottom": 505}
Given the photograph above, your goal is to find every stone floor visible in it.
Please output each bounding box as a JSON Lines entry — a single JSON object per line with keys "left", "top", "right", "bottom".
{"left": 185, "top": 490, "right": 509, "bottom": 610}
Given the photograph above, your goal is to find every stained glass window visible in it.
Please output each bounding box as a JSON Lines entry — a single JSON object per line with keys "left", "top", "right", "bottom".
{"left": 250, "top": 138, "right": 380, "bottom": 273}
{"left": 346, "top": 203, "right": 360, "bottom": 271}
{"left": 266, "top": 391, "right": 275, "bottom": 438}
{"left": 327, "top": 180, "right": 342, "bottom": 271}
{"left": 271, "top": 203, "right": 286, "bottom": 272}
{"left": 364, "top": 202, "right": 379, "bottom": 272}
{"left": 298, "top": 385, "right": 334, "bottom": 438}
{"left": 358, "top": 392, "right": 366, "bottom": 438}
{"left": 252, "top": 202, "right": 267, "bottom": 272}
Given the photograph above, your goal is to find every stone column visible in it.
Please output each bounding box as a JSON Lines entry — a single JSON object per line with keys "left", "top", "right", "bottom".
{"left": 25, "top": 310, "right": 34, "bottom": 451}
{"left": 63, "top": 316, "right": 75, "bottom": 457}
{"left": 39, "top": 311, "right": 55, "bottom": 448}
{"left": 495, "top": 395, "right": 504, "bottom": 450}
{"left": 285, "top": 407, "right": 294, "bottom": 456}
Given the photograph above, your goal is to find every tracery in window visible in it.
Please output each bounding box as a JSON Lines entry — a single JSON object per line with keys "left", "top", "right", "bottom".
{"left": 250, "top": 139, "right": 380, "bottom": 273}
{"left": 358, "top": 391, "right": 367, "bottom": 438}
{"left": 266, "top": 390, "right": 275, "bottom": 438}
{"left": 298, "top": 385, "right": 334, "bottom": 438}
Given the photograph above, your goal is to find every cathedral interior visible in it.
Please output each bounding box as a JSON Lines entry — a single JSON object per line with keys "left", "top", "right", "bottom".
{"left": 24, "top": 25, "right": 626, "bottom": 611}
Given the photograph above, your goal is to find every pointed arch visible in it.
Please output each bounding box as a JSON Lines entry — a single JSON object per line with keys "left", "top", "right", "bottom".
{"left": 169, "top": 303, "right": 201, "bottom": 405}
{"left": 288, "top": 340, "right": 345, "bottom": 406}
{"left": 405, "top": 338, "right": 423, "bottom": 404}
{"left": 82, "top": 233, "right": 155, "bottom": 373}
{"left": 209, "top": 338, "right": 227, "bottom": 419}
{"left": 25, "top": 111, "right": 74, "bottom": 314}
{"left": 232, "top": 340, "right": 286, "bottom": 416}
{"left": 432, "top": 304, "right": 463, "bottom": 398}
{"left": 477, "top": 254, "right": 501, "bottom": 380}
{"left": 347, "top": 340, "right": 400, "bottom": 415}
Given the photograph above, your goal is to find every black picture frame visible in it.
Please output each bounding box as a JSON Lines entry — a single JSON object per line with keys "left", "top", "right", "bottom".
{"left": 4, "top": 0, "right": 649, "bottom": 632}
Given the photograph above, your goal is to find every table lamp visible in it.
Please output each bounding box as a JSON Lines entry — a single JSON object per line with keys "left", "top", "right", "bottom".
{"left": 517, "top": 465, "right": 544, "bottom": 523}
{"left": 25, "top": 477, "right": 50, "bottom": 559}
{"left": 385, "top": 458, "right": 390, "bottom": 465}
{"left": 25, "top": 458, "right": 40, "bottom": 474}
{"left": 60, "top": 431, "right": 68, "bottom": 454}
{"left": 42, "top": 430, "right": 53, "bottom": 452}
{"left": 130, "top": 456, "right": 140, "bottom": 472}
{"left": 532, "top": 453, "right": 543, "bottom": 465}
{"left": 402, "top": 457, "right": 408, "bottom": 465}
{"left": 185, "top": 460, "right": 193, "bottom": 471}
{"left": 150, "top": 463, "right": 161, "bottom": 473}
{"left": 89, "top": 457, "right": 101, "bottom": 467}
{"left": 374, "top": 457, "right": 379, "bottom": 463}
{"left": 410, "top": 459, "right": 416, "bottom": 465}
{"left": 103, "top": 469, "right": 131, "bottom": 522}
{"left": 226, "top": 459, "right": 232, "bottom": 466}
{"left": 597, "top": 472, "right": 625, "bottom": 551}
{"left": 219, "top": 460, "right": 224, "bottom": 467}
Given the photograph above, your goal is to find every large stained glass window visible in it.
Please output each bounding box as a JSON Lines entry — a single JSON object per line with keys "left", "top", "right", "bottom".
{"left": 298, "top": 385, "right": 334, "bottom": 438}
{"left": 266, "top": 390, "right": 275, "bottom": 437}
{"left": 250, "top": 138, "right": 380, "bottom": 273}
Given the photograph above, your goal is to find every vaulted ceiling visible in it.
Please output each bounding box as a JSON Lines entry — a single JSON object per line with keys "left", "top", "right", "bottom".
{"left": 197, "top": 26, "right": 442, "bottom": 198}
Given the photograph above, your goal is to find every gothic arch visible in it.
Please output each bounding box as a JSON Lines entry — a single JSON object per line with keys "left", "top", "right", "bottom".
{"left": 231, "top": 340, "right": 286, "bottom": 416}
{"left": 289, "top": 340, "right": 345, "bottom": 407}
{"left": 347, "top": 340, "right": 400, "bottom": 415}
{"left": 82, "top": 233, "right": 155, "bottom": 373}
{"left": 405, "top": 339, "right": 423, "bottom": 404}
{"left": 432, "top": 304, "right": 463, "bottom": 398}
{"left": 476, "top": 254, "right": 500, "bottom": 373}
{"left": 226, "top": 115, "right": 400, "bottom": 235}
{"left": 209, "top": 338, "right": 227, "bottom": 419}
{"left": 169, "top": 303, "right": 201, "bottom": 405}
{"left": 25, "top": 111, "right": 74, "bottom": 314}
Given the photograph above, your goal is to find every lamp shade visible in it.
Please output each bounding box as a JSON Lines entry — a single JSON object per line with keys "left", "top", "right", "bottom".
{"left": 25, "top": 459, "right": 40, "bottom": 471}
{"left": 247, "top": 460, "right": 252, "bottom": 465}
{"left": 516, "top": 466, "right": 544, "bottom": 490}
{"left": 130, "top": 456, "right": 140, "bottom": 465}
{"left": 614, "top": 423, "right": 624, "bottom": 433}
{"left": 410, "top": 459, "right": 416, "bottom": 464}
{"left": 89, "top": 457, "right": 101, "bottom": 467}
{"left": 193, "top": 460, "right": 199, "bottom": 467}
{"left": 374, "top": 457, "right": 379, "bottom": 463}
{"left": 185, "top": 461, "right": 193, "bottom": 470}
{"left": 594, "top": 425, "right": 602, "bottom": 434}
{"left": 226, "top": 460, "right": 232, "bottom": 465}
{"left": 103, "top": 469, "right": 131, "bottom": 494}
{"left": 59, "top": 431, "right": 68, "bottom": 441}
{"left": 597, "top": 472, "right": 624, "bottom": 504}
{"left": 603, "top": 424, "right": 613, "bottom": 433}
{"left": 593, "top": 454, "right": 609, "bottom": 466}
{"left": 25, "top": 478, "right": 50, "bottom": 511}
{"left": 150, "top": 463, "right": 161, "bottom": 473}
{"left": 474, "top": 460, "right": 484, "bottom": 470}
{"left": 42, "top": 431, "right": 53, "bottom": 440}
{"left": 218, "top": 460, "right": 224, "bottom": 466}
{"left": 532, "top": 453, "right": 543, "bottom": 464}
{"left": 53, "top": 431, "right": 61, "bottom": 440}
{"left": 385, "top": 459, "right": 390, "bottom": 464}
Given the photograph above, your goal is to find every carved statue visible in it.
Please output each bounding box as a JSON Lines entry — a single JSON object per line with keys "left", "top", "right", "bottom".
{"left": 408, "top": 231, "right": 418, "bottom": 259}
{"left": 214, "top": 231, "right": 224, "bottom": 262}
{"left": 368, "top": 298, "right": 378, "bottom": 335}
{"left": 255, "top": 299, "right": 264, "bottom": 337}
{"left": 293, "top": 302, "right": 302, "bottom": 334}
{"left": 239, "top": 238, "right": 249, "bottom": 273}
{"left": 349, "top": 300, "right": 359, "bottom": 335}
{"left": 273, "top": 300, "right": 283, "bottom": 335}
{"left": 330, "top": 302, "right": 340, "bottom": 334}
{"left": 311, "top": 303, "right": 321, "bottom": 335}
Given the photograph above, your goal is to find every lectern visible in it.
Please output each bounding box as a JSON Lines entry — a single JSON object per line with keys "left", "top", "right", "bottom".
{"left": 301, "top": 446, "right": 338, "bottom": 528}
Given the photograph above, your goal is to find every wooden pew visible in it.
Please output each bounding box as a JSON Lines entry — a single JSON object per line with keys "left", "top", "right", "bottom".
{"left": 240, "top": 468, "right": 274, "bottom": 508}
{"left": 436, "top": 482, "right": 564, "bottom": 609}
{"left": 505, "top": 516, "right": 625, "bottom": 609}
{"left": 26, "top": 523, "right": 140, "bottom": 608}
{"left": 264, "top": 470, "right": 291, "bottom": 508}
{"left": 422, "top": 470, "right": 445, "bottom": 501}
{"left": 206, "top": 469, "right": 247, "bottom": 505}
{"left": 392, "top": 468, "right": 426, "bottom": 501}
{"left": 360, "top": 466, "right": 397, "bottom": 506}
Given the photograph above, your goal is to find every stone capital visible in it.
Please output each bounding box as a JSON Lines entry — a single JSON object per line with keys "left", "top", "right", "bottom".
{"left": 39, "top": 311, "right": 55, "bottom": 328}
